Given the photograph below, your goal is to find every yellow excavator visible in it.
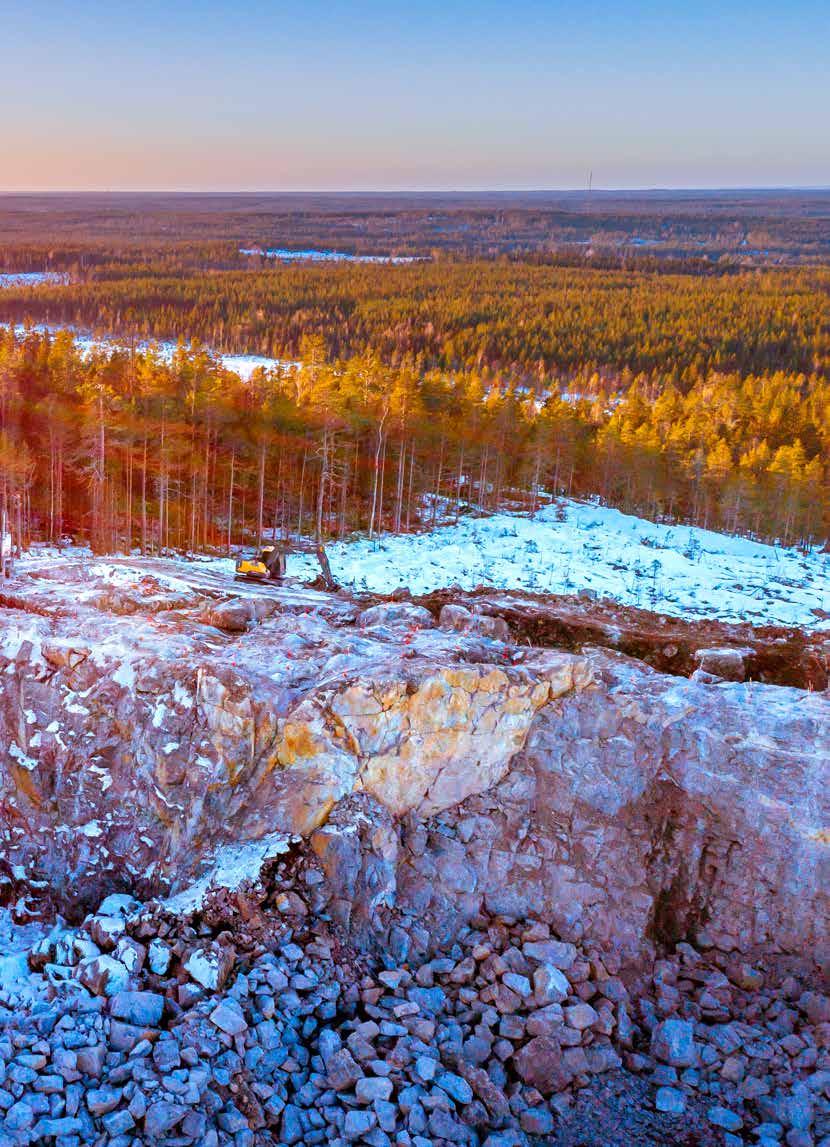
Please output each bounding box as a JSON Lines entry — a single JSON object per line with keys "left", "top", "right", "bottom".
{"left": 235, "top": 543, "right": 337, "bottom": 591}
{"left": 235, "top": 545, "right": 287, "bottom": 582}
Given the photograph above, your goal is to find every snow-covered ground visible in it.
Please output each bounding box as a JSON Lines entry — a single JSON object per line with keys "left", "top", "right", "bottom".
{"left": 11, "top": 502, "right": 829, "bottom": 630}
{"left": 0, "top": 271, "right": 69, "bottom": 288}
{"left": 239, "top": 247, "right": 421, "bottom": 264}
{"left": 279, "top": 502, "right": 828, "bottom": 630}
{"left": 3, "top": 323, "right": 297, "bottom": 381}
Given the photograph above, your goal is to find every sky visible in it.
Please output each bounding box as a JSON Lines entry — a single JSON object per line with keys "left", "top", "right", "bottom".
{"left": 2, "top": 0, "right": 828, "bottom": 192}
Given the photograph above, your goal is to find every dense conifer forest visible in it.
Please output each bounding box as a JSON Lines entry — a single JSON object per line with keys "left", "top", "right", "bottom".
{"left": 0, "top": 193, "right": 827, "bottom": 555}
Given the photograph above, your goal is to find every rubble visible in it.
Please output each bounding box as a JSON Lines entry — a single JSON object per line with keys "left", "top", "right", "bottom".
{"left": 0, "top": 847, "right": 827, "bottom": 1147}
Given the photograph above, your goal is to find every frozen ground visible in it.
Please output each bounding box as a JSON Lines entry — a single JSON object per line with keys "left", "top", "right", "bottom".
{"left": 3, "top": 323, "right": 297, "bottom": 381}
{"left": 277, "top": 501, "right": 829, "bottom": 630}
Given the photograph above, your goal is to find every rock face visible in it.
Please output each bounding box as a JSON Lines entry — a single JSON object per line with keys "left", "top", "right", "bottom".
{"left": 417, "top": 586, "right": 830, "bottom": 691}
{"left": 384, "top": 653, "right": 829, "bottom": 962}
{"left": 0, "top": 556, "right": 827, "bottom": 971}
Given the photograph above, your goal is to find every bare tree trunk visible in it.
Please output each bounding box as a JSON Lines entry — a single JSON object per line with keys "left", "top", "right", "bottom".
{"left": 368, "top": 413, "right": 388, "bottom": 540}
{"left": 256, "top": 442, "right": 266, "bottom": 550}
{"left": 126, "top": 437, "right": 134, "bottom": 552}
{"left": 202, "top": 428, "right": 212, "bottom": 551}
{"left": 338, "top": 446, "right": 349, "bottom": 538}
{"left": 297, "top": 448, "right": 307, "bottom": 538}
{"left": 403, "top": 442, "right": 412, "bottom": 532}
{"left": 315, "top": 545, "right": 338, "bottom": 592}
{"left": 431, "top": 434, "right": 445, "bottom": 527}
{"left": 56, "top": 439, "right": 63, "bottom": 544}
{"left": 393, "top": 440, "right": 406, "bottom": 534}
{"left": 141, "top": 436, "right": 148, "bottom": 555}
{"left": 377, "top": 433, "right": 387, "bottom": 535}
{"left": 315, "top": 429, "right": 328, "bottom": 542}
{"left": 48, "top": 427, "right": 55, "bottom": 542}
{"left": 226, "top": 448, "right": 235, "bottom": 556}
{"left": 454, "top": 445, "right": 464, "bottom": 523}
{"left": 158, "top": 405, "right": 166, "bottom": 556}
{"left": 530, "top": 445, "right": 542, "bottom": 515}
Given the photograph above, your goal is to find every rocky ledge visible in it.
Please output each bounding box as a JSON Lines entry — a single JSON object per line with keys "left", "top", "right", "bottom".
{"left": 0, "top": 557, "right": 827, "bottom": 1145}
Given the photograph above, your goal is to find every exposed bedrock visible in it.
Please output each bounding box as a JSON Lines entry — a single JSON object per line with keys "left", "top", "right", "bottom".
{"left": 414, "top": 588, "right": 830, "bottom": 690}
{"left": 0, "top": 561, "right": 827, "bottom": 970}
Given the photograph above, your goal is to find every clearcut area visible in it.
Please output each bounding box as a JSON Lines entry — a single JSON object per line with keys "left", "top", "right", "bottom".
{"left": 280, "top": 500, "right": 830, "bottom": 629}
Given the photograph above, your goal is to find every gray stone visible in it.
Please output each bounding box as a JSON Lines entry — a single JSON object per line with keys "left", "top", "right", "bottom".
{"left": 144, "top": 1101, "right": 188, "bottom": 1137}
{"left": 185, "top": 946, "right": 235, "bottom": 991}
{"left": 32, "top": 1117, "right": 83, "bottom": 1138}
{"left": 436, "top": 1071, "right": 474, "bottom": 1105}
{"left": 656, "top": 1087, "right": 686, "bottom": 1115}
{"left": 344, "top": 1109, "right": 377, "bottom": 1139}
{"left": 327, "top": 1049, "right": 364, "bottom": 1091}
{"left": 502, "top": 972, "right": 532, "bottom": 999}
{"left": 708, "top": 1106, "right": 744, "bottom": 1133}
{"left": 415, "top": 1055, "right": 437, "bottom": 1082}
{"left": 281, "top": 1104, "right": 304, "bottom": 1145}
{"left": 86, "top": 1086, "right": 122, "bottom": 1115}
{"left": 652, "top": 1019, "right": 698, "bottom": 1068}
{"left": 523, "top": 940, "right": 578, "bottom": 970}
{"left": 356, "top": 1077, "right": 394, "bottom": 1103}
{"left": 75, "top": 1044, "right": 106, "bottom": 1078}
{"left": 564, "top": 1003, "right": 598, "bottom": 1031}
{"left": 521, "top": 1107, "right": 554, "bottom": 1135}
{"left": 148, "top": 938, "right": 172, "bottom": 976}
{"left": 102, "top": 1109, "right": 135, "bottom": 1136}
{"left": 109, "top": 990, "right": 165, "bottom": 1027}
{"left": 209, "top": 999, "right": 248, "bottom": 1036}
{"left": 533, "top": 963, "right": 570, "bottom": 1006}
{"left": 514, "top": 1036, "right": 571, "bottom": 1094}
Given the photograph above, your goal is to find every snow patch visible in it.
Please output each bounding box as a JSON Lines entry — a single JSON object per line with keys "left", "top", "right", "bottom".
{"left": 286, "top": 500, "right": 829, "bottom": 630}
{"left": 8, "top": 742, "right": 37, "bottom": 770}
{"left": 6, "top": 323, "right": 297, "bottom": 381}
{"left": 240, "top": 247, "right": 421, "bottom": 264}
{"left": 0, "top": 271, "right": 69, "bottom": 288}
{"left": 164, "top": 832, "right": 298, "bottom": 915}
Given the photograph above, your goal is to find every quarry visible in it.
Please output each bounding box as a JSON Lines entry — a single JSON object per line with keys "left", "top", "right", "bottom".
{"left": 0, "top": 554, "right": 827, "bottom": 1146}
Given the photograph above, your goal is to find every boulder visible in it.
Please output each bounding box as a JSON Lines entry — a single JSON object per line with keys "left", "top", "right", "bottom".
{"left": 109, "top": 990, "right": 165, "bottom": 1027}
{"left": 693, "top": 647, "right": 750, "bottom": 681}
{"left": 357, "top": 601, "right": 433, "bottom": 629}
{"left": 513, "top": 1036, "right": 571, "bottom": 1094}
{"left": 651, "top": 1020, "right": 698, "bottom": 1068}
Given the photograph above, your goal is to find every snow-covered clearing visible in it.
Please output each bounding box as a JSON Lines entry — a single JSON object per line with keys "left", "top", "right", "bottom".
{"left": 239, "top": 247, "right": 421, "bottom": 264}
{"left": 3, "top": 323, "right": 297, "bottom": 381}
{"left": 280, "top": 501, "right": 828, "bottom": 630}
{"left": 0, "top": 271, "right": 69, "bottom": 288}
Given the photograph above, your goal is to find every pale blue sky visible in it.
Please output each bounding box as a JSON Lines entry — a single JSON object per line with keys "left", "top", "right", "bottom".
{"left": 2, "top": 0, "right": 828, "bottom": 190}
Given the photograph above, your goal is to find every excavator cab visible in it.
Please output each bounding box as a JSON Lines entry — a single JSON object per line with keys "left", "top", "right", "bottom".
{"left": 235, "top": 545, "right": 287, "bottom": 582}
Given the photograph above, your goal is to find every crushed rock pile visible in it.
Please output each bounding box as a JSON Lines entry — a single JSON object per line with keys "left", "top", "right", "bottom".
{"left": 1, "top": 839, "right": 828, "bottom": 1147}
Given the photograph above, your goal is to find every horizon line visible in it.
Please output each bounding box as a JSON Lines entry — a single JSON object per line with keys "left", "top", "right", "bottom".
{"left": 2, "top": 185, "right": 830, "bottom": 197}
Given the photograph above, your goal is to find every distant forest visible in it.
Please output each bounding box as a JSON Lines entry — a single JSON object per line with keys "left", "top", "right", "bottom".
{"left": 0, "top": 193, "right": 827, "bottom": 556}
